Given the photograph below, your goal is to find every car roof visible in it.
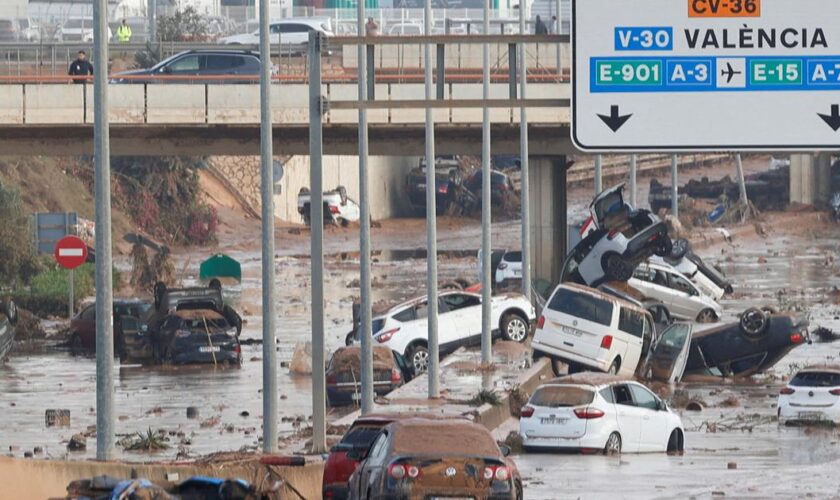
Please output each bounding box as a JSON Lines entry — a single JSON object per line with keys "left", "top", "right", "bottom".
{"left": 181, "top": 49, "right": 259, "bottom": 56}
{"left": 380, "top": 290, "right": 479, "bottom": 317}
{"left": 589, "top": 183, "right": 625, "bottom": 209}
{"left": 541, "top": 373, "right": 636, "bottom": 387}
{"left": 797, "top": 365, "right": 840, "bottom": 374}
{"left": 557, "top": 283, "right": 646, "bottom": 313}
{"left": 352, "top": 412, "right": 466, "bottom": 426}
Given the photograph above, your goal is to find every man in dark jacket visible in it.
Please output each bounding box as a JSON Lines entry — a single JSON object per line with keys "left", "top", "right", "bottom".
{"left": 534, "top": 15, "right": 548, "bottom": 35}
{"left": 68, "top": 50, "right": 93, "bottom": 83}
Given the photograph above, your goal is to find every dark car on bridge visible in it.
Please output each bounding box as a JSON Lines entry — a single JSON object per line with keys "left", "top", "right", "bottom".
{"left": 685, "top": 308, "right": 810, "bottom": 377}
{"left": 110, "top": 49, "right": 273, "bottom": 84}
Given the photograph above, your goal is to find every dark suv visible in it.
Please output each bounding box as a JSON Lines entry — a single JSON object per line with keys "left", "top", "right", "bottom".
{"left": 111, "top": 50, "right": 270, "bottom": 84}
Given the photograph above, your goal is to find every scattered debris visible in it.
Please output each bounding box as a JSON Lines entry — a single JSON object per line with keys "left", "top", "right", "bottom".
{"left": 814, "top": 326, "right": 840, "bottom": 342}
{"left": 118, "top": 428, "right": 170, "bottom": 452}
{"left": 468, "top": 389, "right": 501, "bottom": 407}
{"left": 685, "top": 401, "right": 705, "bottom": 412}
{"left": 727, "top": 462, "right": 738, "bottom": 470}
{"left": 45, "top": 409, "right": 70, "bottom": 427}
{"left": 289, "top": 341, "right": 312, "bottom": 374}
{"left": 67, "top": 433, "right": 87, "bottom": 451}
{"left": 186, "top": 407, "right": 199, "bottom": 419}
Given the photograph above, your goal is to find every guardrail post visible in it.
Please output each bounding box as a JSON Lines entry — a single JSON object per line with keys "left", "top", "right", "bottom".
{"left": 366, "top": 44, "right": 375, "bottom": 100}
{"left": 436, "top": 44, "right": 445, "bottom": 99}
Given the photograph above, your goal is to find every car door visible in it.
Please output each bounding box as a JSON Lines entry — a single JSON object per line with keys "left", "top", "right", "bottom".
{"left": 642, "top": 323, "right": 693, "bottom": 383}
{"left": 440, "top": 293, "right": 482, "bottom": 347}
{"left": 628, "top": 383, "right": 668, "bottom": 451}
{"left": 629, "top": 264, "right": 671, "bottom": 305}
{"left": 359, "top": 431, "right": 390, "bottom": 497}
{"left": 163, "top": 54, "right": 202, "bottom": 82}
{"left": 75, "top": 304, "right": 97, "bottom": 346}
{"left": 611, "top": 384, "right": 643, "bottom": 452}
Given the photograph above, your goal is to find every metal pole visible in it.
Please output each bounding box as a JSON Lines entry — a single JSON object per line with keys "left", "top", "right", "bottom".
{"left": 594, "top": 154, "right": 602, "bottom": 194}
{"left": 308, "top": 30, "right": 326, "bottom": 454}
{"left": 671, "top": 154, "right": 679, "bottom": 217}
{"left": 93, "top": 0, "right": 114, "bottom": 461}
{"left": 735, "top": 154, "right": 748, "bottom": 205}
{"left": 555, "top": 0, "right": 561, "bottom": 75}
{"left": 68, "top": 269, "right": 74, "bottom": 318}
{"left": 519, "top": 4, "right": 530, "bottom": 301}
{"left": 357, "top": 0, "right": 374, "bottom": 415}
{"left": 480, "top": 0, "right": 492, "bottom": 367}
{"left": 149, "top": 0, "right": 156, "bottom": 47}
{"left": 259, "top": 0, "right": 278, "bottom": 453}
{"left": 424, "top": 0, "right": 439, "bottom": 399}
{"left": 629, "top": 154, "right": 637, "bottom": 207}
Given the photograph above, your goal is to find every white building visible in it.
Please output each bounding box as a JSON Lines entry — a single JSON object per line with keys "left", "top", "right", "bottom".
{"left": 1, "top": 0, "right": 28, "bottom": 18}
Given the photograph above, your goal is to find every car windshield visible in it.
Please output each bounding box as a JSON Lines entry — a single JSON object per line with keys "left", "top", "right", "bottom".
{"left": 547, "top": 288, "right": 613, "bottom": 326}
{"left": 790, "top": 371, "right": 840, "bottom": 387}
{"left": 530, "top": 386, "right": 594, "bottom": 407}
{"left": 337, "top": 424, "right": 385, "bottom": 451}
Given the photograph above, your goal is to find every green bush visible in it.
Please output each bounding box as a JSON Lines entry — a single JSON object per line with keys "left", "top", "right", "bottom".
{"left": 0, "top": 182, "right": 41, "bottom": 285}
{"left": 30, "top": 263, "right": 95, "bottom": 299}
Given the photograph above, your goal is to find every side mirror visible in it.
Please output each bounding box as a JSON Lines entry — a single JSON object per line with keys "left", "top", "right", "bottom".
{"left": 498, "top": 444, "right": 511, "bottom": 457}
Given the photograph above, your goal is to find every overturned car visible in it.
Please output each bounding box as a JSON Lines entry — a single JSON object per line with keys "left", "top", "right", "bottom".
{"left": 126, "top": 283, "right": 243, "bottom": 365}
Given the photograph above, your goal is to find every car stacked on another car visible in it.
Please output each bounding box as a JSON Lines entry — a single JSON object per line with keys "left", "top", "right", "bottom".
{"left": 140, "top": 283, "right": 243, "bottom": 365}
{"left": 778, "top": 366, "right": 840, "bottom": 425}
{"left": 566, "top": 183, "right": 672, "bottom": 287}
{"left": 350, "top": 290, "right": 535, "bottom": 373}
{"left": 629, "top": 261, "right": 723, "bottom": 323}
{"left": 326, "top": 346, "right": 413, "bottom": 407}
{"left": 519, "top": 374, "right": 685, "bottom": 454}
{"left": 347, "top": 418, "right": 523, "bottom": 499}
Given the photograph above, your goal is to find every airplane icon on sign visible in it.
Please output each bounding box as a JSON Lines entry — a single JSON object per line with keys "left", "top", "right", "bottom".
{"left": 720, "top": 62, "right": 742, "bottom": 84}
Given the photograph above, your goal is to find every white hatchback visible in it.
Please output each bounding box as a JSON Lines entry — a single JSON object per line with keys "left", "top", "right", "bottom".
{"left": 629, "top": 262, "right": 723, "bottom": 323}
{"left": 520, "top": 375, "right": 685, "bottom": 454}
{"left": 355, "top": 291, "right": 535, "bottom": 373}
{"left": 778, "top": 366, "right": 840, "bottom": 425}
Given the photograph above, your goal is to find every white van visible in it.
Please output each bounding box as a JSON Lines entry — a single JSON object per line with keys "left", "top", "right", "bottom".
{"left": 532, "top": 283, "right": 654, "bottom": 377}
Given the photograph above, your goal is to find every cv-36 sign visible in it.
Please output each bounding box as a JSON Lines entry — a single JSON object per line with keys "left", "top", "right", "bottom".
{"left": 572, "top": 0, "right": 840, "bottom": 151}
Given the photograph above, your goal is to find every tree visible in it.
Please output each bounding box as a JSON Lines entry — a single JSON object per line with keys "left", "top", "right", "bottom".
{"left": 0, "top": 182, "right": 40, "bottom": 285}
{"left": 157, "top": 6, "right": 209, "bottom": 42}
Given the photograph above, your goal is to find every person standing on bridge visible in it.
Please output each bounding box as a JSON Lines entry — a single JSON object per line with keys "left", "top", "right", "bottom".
{"left": 117, "top": 19, "right": 132, "bottom": 43}
{"left": 534, "top": 15, "right": 548, "bottom": 35}
{"left": 365, "top": 17, "right": 379, "bottom": 37}
{"left": 68, "top": 50, "right": 93, "bottom": 84}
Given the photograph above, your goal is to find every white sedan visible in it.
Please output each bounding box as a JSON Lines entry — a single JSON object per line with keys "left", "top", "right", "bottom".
{"left": 520, "top": 375, "right": 685, "bottom": 454}
{"left": 778, "top": 366, "right": 840, "bottom": 425}
{"left": 352, "top": 290, "right": 535, "bottom": 373}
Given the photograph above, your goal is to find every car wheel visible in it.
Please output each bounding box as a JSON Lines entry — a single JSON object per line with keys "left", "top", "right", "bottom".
{"left": 739, "top": 307, "right": 769, "bottom": 339}
{"left": 345, "top": 331, "right": 355, "bottom": 346}
{"left": 501, "top": 313, "right": 529, "bottom": 343}
{"left": 70, "top": 333, "right": 83, "bottom": 352}
{"left": 607, "top": 359, "right": 620, "bottom": 375}
{"left": 667, "top": 429, "right": 684, "bottom": 454}
{"left": 696, "top": 308, "right": 718, "bottom": 324}
{"left": 409, "top": 344, "right": 430, "bottom": 373}
{"left": 515, "top": 480, "right": 523, "bottom": 500}
{"left": 602, "top": 253, "right": 634, "bottom": 282}
{"left": 2, "top": 300, "right": 17, "bottom": 325}
{"left": 653, "top": 238, "right": 674, "bottom": 258}
{"left": 603, "top": 432, "right": 622, "bottom": 456}
{"left": 669, "top": 238, "right": 690, "bottom": 260}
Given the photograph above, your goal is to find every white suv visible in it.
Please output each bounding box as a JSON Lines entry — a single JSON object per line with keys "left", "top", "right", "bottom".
{"left": 629, "top": 262, "right": 723, "bottom": 323}
{"left": 532, "top": 284, "right": 655, "bottom": 377}
{"left": 355, "top": 290, "right": 535, "bottom": 373}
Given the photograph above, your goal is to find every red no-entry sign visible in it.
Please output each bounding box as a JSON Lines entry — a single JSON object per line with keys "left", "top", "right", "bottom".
{"left": 54, "top": 235, "right": 88, "bottom": 269}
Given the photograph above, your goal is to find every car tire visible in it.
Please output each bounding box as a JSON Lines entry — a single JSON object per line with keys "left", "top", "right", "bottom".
{"left": 602, "top": 252, "right": 634, "bottom": 282}
{"left": 696, "top": 308, "right": 718, "bottom": 324}
{"left": 653, "top": 238, "right": 674, "bottom": 258}
{"left": 515, "top": 480, "right": 523, "bottom": 500}
{"left": 69, "top": 333, "right": 83, "bottom": 352}
{"left": 500, "top": 313, "right": 529, "bottom": 343}
{"left": 344, "top": 331, "right": 355, "bottom": 346}
{"left": 408, "top": 344, "right": 430, "bottom": 374}
{"left": 669, "top": 238, "right": 690, "bottom": 260}
{"left": 739, "top": 307, "right": 769, "bottom": 339}
{"left": 603, "top": 432, "right": 622, "bottom": 456}
{"left": 607, "top": 359, "right": 620, "bottom": 375}
{"left": 667, "top": 429, "right": 684, "bottom": 454}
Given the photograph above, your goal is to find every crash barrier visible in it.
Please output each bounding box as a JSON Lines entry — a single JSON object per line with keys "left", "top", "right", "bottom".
{"left": 0, "top": 455, "right": 324, "bottom": 499}
{"left": 568, "top": 154, "right": 735, "bottom": 185}
{"left": 0, "top": 80, "right": 570, "bottom": 125}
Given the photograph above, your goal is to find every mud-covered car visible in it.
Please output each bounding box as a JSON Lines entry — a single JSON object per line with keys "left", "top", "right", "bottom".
{"left": 69, "top": 299, "right": 152, "bottom": 356}
{"left": 0, "top": 299, "right": 17, "bottom": 362}
{"left": 404, "top": 157, "right": 462, "bottom": 215}
{"left": 326, "top": 346, "right": 413, "bottom": 407}
{"left": 686, "top": 308, "right": 810, "bottom": 377}
{"left": 297, "top": 186, "right": 361, "bottom": 227}
{"left": 137, "top": 283, "right": 243, "bottom": 365}
{"left": 347, "top": 418, "right": 522, "bottom": 500}
{"left": 569, "top": 184, "right": 672, "bottom": 286}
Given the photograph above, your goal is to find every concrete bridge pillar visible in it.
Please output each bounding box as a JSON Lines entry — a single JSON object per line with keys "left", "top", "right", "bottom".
{"left": 790, "top": 153, "right": 833, "bottom": 206}
{"left": 529, "top": 156, "right": 568, "bottom": 286}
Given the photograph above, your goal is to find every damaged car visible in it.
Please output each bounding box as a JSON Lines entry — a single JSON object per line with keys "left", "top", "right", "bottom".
{"left": 404, "top": 156, "right": 462, "bottom": 215}
{"left": 69, "top": 299, "right": 152, "bottom": 356}
{"left": 348, "top": 290, "right": 535, "bottom": 373}
{"left": 520, "top": 374, "right": 685, "bottom": 454}
{"left": 326, "top": 346, "right": 413, "bottom": 407}
{"left": 347, "top": 418, "right": 523, "bottom": 500}
{"left": 568, "top": 184, "right": 672, "bottom": 286}
{"left": 685, "top": 307, "right": 809, "bottom": 377}
{"left": 135, "top": 283, "right": 243, "bottom": 365}
{"left": 778, "top": 366, "right": 840, "bottom": 425}
{"left": 629, "top": 261, "right": 723, "bottom": 323}
{"left": 297, "top": 186, "right": 361, "bottom": 227}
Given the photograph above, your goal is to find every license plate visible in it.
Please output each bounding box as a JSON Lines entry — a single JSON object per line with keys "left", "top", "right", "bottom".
{"left": 417, "top": 184, "right": 426, "bottom": 191}
{"left": 540, "top": 417, "right": 567, "bottom": 425}
{"left": 199, "top": 346, "right": 221, "bottom": 353}
{"left": 351, "top": 393, "right": 361, "bottom": 401}
{"left": 561, "top": 326, "right": 582, "bottom": 337}
{"left": 798, "top": 411, "right": 824, "bottom": 420}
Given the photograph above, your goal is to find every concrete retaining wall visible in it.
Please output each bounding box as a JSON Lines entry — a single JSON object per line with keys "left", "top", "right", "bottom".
{"left": 0, "top": 456, "right": 324, "bottom": 500}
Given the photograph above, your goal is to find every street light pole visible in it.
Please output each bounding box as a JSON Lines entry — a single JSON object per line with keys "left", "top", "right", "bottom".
{"left": 93, "top": 0, "right": 114, "bottom": 461}
{"left": 519, "top": 2, "right": 530, "bottom": 301}
{"left": 480, "top": 0, "right": 492, "bottom": 368}
{"left": 424, "top": 0, "right": 440, "bottom": 398}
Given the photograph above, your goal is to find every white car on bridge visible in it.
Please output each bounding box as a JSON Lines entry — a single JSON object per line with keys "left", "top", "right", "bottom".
{"left": 218, "top": 18, "right": 333, "bottom": 46}
{"left": 349, "top": 290, "right": 536, "bottom": 373}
